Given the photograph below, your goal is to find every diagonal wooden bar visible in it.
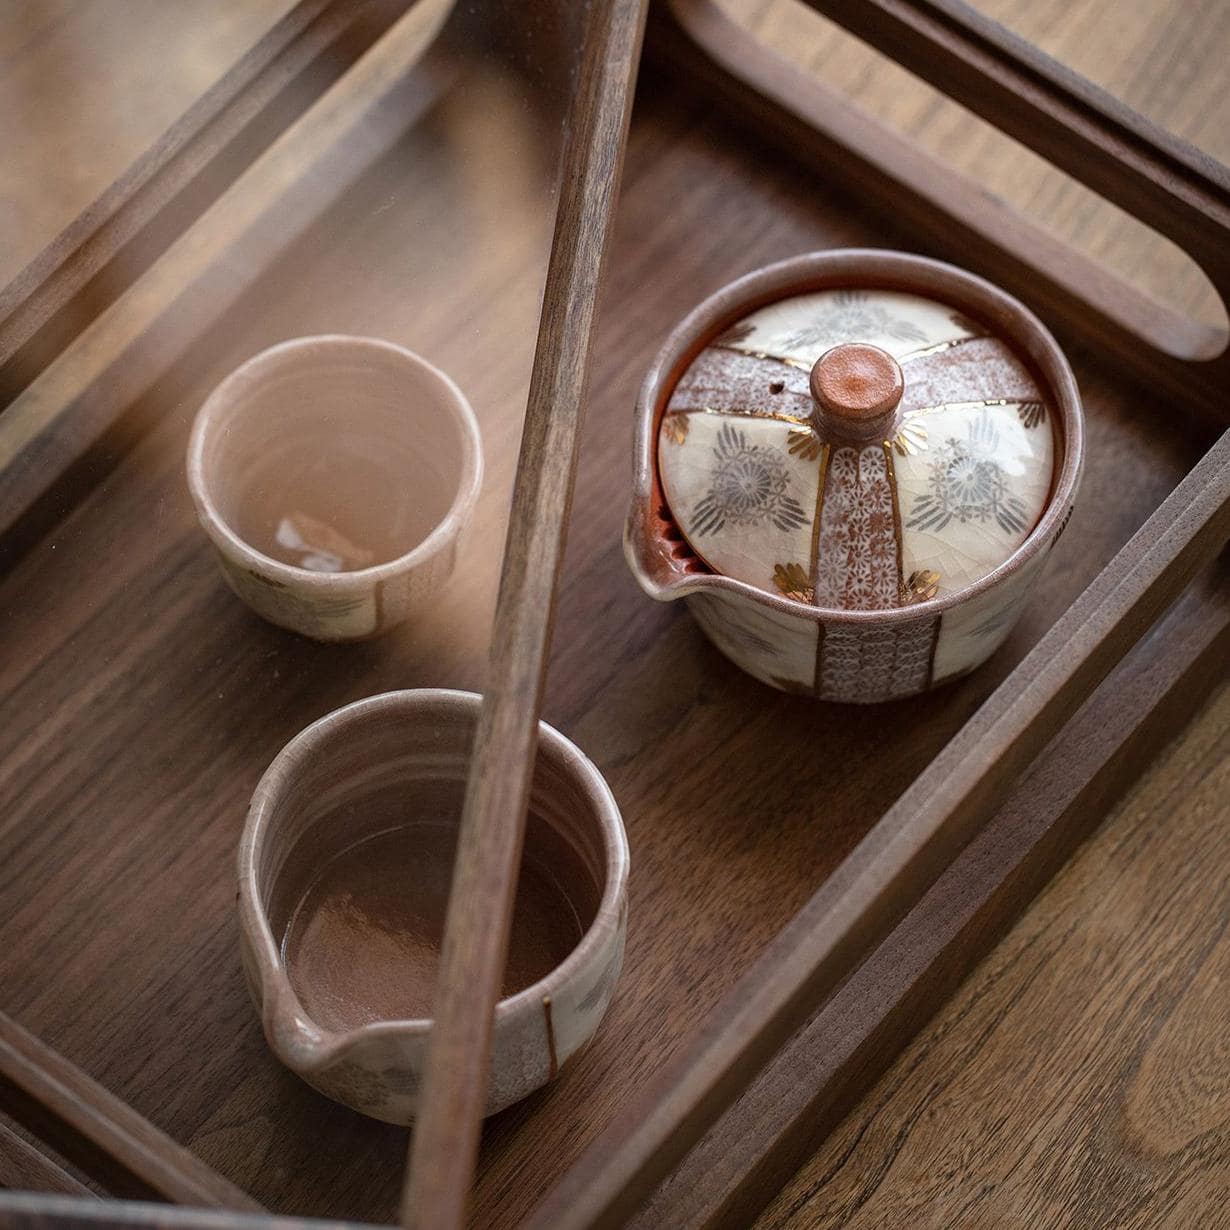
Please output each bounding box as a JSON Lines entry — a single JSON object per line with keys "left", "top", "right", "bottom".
{"left": 399, "top": 2, "right": 648, "bottom": 1227}
{"left": 0, "top": 1194, "right": 343, "bottom": 1230}
{"left": 0, "top": 0, "right": 400, "bottom": 374}
{"left": 0, "top": 1121, "right": 96, "bottom": 1200}
{"left": 523, "top": 427, "right": 1230, "bottom": 1230}
{"left": 0, "top": 0, "right": 452, "bottom": 550}
{"left": 661, "top": 0, "right": 1230, "bottom": 422}
{"left": 0, "top": 1013, "right": 259, "bottom": 1210}
{"left": 635, "top": 563, "right": 1230, "bottom": 1229}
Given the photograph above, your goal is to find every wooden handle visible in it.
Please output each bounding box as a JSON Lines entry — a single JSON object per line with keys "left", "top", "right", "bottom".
{"left": 399, "top": 3, "right": 648, "bottom": 1228}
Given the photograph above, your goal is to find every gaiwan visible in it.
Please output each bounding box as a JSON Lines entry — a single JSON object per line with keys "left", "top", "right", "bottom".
{"left": 626, "top": 250, "right": 1084, "bottom": 702}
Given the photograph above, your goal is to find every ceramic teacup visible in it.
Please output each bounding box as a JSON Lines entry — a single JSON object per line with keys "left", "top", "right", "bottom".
{"left": 237, "top": 689, "right": 629, "bottom": 1123}
{"left": 187, "top": 335, "right": 482, "bottom": 641}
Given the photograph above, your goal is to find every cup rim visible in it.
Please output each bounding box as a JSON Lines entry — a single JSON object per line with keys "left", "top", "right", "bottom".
{"left": 237, "top": 688, "right": 629, "bottom": 1070}
{"left": 626, "top": 248, "right": 1085, "bottom": 626}
{"left": 186, "top": 334, "right": 484, "bottom": 589}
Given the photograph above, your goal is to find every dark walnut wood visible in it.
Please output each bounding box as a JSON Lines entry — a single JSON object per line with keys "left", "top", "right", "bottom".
{"left": 0, "top": 1, "right": 453, "bottom": 552}
{"left": 0, "top": 0, "right": 409, "bottom": 379}
{"left": 661, "top": 0, "right": 1230, "bottom": 424}
{"left": 402, "top": 2, "right": 647, "bottom": 1227}
{"left": 1, "top": 7, "right": 1227, "bottom": 1230}
{"left": 526, "top": 429, "right": 1230, "bottom": 1230}
{"left": 0, "top": 50, "right": 1218, "bottom": 1228}
{"left": 0, "top": 1124, "right": 94, "bottom": 1201}
{"left": 750, "top": 667, "right": 1230, "bottom": 1230}
{"left": 0, "top": 1016, "right": 256, "bottom": 1210}
{"left": 636, "top": 564, "right": 1230, "bottom": 1230}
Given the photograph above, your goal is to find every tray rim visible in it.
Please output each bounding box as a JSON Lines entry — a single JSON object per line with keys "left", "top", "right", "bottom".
{"left": 2, "top": 1, "right": 1229, "bottom": 1227}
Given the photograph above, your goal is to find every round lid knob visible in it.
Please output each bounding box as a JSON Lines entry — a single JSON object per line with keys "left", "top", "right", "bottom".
{"left": 809, "top": 342, "right": 904, "bottom": 443}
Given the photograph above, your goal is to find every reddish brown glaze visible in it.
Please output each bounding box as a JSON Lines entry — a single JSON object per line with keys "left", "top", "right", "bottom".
{"left": 809, "top": 342, "right": 904, "bottom": 441}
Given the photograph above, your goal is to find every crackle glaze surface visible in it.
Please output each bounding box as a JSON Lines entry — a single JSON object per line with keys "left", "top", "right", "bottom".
{"left": 651, "top": 283, "right": 1068, "bottom": 701}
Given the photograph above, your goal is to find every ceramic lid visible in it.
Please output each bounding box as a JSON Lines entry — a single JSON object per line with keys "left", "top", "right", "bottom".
{"left": 656, "top": 286, "right": 1056, "bottom": 610}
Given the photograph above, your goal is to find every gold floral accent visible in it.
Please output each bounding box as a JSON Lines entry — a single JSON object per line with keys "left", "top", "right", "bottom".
{"left": 888, "top": 414, "right": 929, "bottom": 456}
{"left": 902, "top": 568, "right": 941, "bottom": 604}
{"left": 787, "top": 426, "right": 822, "bottom": 461}
{"left": 773, "top": 562, "right": 815, "bottom": 603}
{"left": 663, "top": 413, "right": 689, "bottom": 444}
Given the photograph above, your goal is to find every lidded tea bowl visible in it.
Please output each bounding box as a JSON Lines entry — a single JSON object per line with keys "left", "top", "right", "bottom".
{"left": 626, "top": 250, "right": 1083, "bottom": 702}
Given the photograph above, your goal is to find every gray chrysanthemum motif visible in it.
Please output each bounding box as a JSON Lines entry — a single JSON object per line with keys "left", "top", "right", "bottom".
{"left": 780, "top": 289, "right": 928, "bottom": 350}
{"left": 691, "top": 423, "right": 809, "bottom": 536}
{"left": 906, "top": 410, "right": 1029, "bottom": 535}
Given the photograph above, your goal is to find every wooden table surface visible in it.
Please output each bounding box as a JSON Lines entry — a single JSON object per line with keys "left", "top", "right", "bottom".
{"left": 730, "top": 2, "right": 1230, "bottom": 1226}
{"left": 0, "top": 3, "right": 1226, "bottom": 1228}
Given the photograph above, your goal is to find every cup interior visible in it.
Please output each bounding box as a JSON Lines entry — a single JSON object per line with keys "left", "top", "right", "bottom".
{"left": 250, "top": 693, "right": 612, "bottom": 1034}
{"left": 196, "top": 337, "right": 476, "bottom": 575}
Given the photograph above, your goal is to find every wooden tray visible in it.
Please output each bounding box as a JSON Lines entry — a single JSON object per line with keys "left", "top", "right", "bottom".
{"left": 1, "top": 2, "right": 1227, "bottom": 1227}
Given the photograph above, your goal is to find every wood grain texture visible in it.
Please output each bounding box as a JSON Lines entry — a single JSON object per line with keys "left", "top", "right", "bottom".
{"left": 636, "top": 563, "right": 1230, "bottom": 1229}
{"left": 753, "top": 680, "right": 1230, "bottom": 1229}
{"left": 0, "top": 0, "right": 452, "bottom": 549}
{"left": 0, "top": 1196, "right": 342, "bottom": 1230}
{"left": 720, "top": 0, "right": 1230, "bottom": 329}
{"left": 0, "top": 1123, "right": 95, "bottom": 1200}
{"left": 0, "top": 0, "right": 388, "bottom": 372}
{"left": 402, "top": 3, "right": 647, "bottom": 1223}
{"left": 0, "top": 1014, "right": 257, "bottom": 1209}
{"left": 0, "top": 8, "right": 1221, "bottom": 1229}
{"left": 524, "top": 415, "right": 1230, "bottom": 1228}
{"left": 664, "top": 0, "right": 1230, "bottom": 422}
{"left": 0, "top": 0, "right": 296, "bottom": 291}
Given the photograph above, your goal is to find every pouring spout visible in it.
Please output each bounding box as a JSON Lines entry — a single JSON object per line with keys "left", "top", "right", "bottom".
{"left": 265, "top": 993, "right": 329, "bottom": 1068}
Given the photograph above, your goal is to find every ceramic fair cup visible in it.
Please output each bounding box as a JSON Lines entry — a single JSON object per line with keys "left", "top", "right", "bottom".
{"left": 626, "top": 250, "right": 1084, "bottom": 701}
{"left": 186, "top": 335, "right": 482, "bottom": 641}
{"left": 237, "top": 689, "right": 629, "bottom": 1124}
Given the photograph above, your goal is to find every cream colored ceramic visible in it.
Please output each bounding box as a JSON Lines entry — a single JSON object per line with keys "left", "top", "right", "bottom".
{"left": 238, "top": 689, "right": 629, "bottom": 1124}
{"left": 627, "top": 250, "right": 1084, "bottom": 701}
{"left": 186, "top": 335, "right": 482, "bottom": 641}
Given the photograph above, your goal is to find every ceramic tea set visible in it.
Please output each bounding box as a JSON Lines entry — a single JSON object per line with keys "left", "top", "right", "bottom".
{"left": 186, "top": 249, "right": 1082, "bottom": 1122}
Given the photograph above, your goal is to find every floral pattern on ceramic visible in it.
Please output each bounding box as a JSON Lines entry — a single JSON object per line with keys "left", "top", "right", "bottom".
{"left": 895, "top": 401, "right": 1053, "bottom": 596}
{"left": 658, "top": 289, "right": 1054, "bottom": 617}
{"left": 632, "top": 252, "right": 1083, "bottom": 702}
{"left": 819, "top": 614, "right": 938, "bottom": 703}
{"left": 719, "top": 287, "right": 980, "bottom": 366}
{"left": 930, "top": 547, "right": 1051, "bottom": 682}
{"left": 814, "top": 445, "right": 898, "bottom": 610}
{"left": 688, "top": 588, "right": 819, "bottom": 693}
{"left": 658, "top": 412, "right": 820, "bottom": 596}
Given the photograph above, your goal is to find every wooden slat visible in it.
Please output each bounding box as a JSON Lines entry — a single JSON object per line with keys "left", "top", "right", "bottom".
{"left": 0, "top": 1013, "right": 256, "bottom": 1209}
{"left": 0, "top": 0, "right": 452, "bottom": 550}
{"left": 0, "top": 1122, "right": 95, "bottom": 1200}
{"left": 524, "top": 430, "right": 1230, "bottom": 1230}
{"left": 634, "top": 564, "right": 1230, "bottom": 1229}
{"left": 399, "top": 2, "right": 648, "bottom": 1227}
{"left": 660, "top": 0, "right": 1230, "bottom": 422}
{"left": 0, "top": 0, "right": 374, "bottom": 372}
{"left": 0, "top": 1194, "right": 337, "bottom": 1230}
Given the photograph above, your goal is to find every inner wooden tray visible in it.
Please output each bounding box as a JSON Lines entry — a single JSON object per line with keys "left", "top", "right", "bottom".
{"left": 0, "top": 12, "right": 1222, "bottom": 1230}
